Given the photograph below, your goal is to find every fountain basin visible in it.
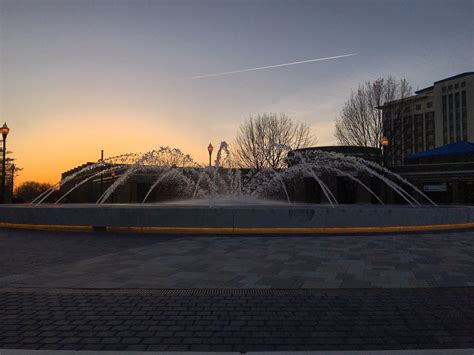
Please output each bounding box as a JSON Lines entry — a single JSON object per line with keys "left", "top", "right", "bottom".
{"left": 0, "top": 204, "right": 473, "bottom": 234}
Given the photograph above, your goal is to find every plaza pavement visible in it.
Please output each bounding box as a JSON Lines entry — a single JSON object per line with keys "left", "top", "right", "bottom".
{"left": 1, "top": 228, "right": 474, "bottom": 352}
{"left": 2, "top": 287, "right": 474, "bottom": 352}
{"left": 1, "top": 229, "right": 474, "bottom": 288}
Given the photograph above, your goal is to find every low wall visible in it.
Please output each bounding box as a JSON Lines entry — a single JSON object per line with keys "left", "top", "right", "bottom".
{"left": 0, "top": 204, "right": 473, "bottom": 230}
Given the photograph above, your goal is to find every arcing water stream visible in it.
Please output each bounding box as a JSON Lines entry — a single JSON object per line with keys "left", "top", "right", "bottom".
{"left": 33, "top": 142, "right": 437, "bottom": 208}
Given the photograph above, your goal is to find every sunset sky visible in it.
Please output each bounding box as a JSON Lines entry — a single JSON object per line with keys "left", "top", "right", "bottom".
{"left": 1, "top": 0, "right": 472, "bottom": 185}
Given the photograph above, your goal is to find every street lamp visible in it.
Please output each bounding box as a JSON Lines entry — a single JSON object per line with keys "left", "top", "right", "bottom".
{"left": 380, "top": 136, "right": 389, "bottom": 167}
{"left": 207, "top": 143, "right": 213, "bottom": 167}
{"left": 1, "top": 122, "right": 10, "bottom": 203}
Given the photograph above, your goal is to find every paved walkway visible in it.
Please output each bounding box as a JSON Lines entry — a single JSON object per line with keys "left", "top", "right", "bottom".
{"left": 1, "top": 229, "right": 474, "bottom": 288}
{"left": 1, "top": 287, "right": 474, "bottom": 352}
{"left": 1, "top": 229, "right": 474, "bottom": 351}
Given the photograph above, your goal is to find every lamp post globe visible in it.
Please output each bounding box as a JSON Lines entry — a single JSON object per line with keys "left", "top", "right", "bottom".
{"left": 207, "top": 143, "right": 213, "bottom": 167}
{"left": 1, "top": 123, "right": 9, "bottom": 139}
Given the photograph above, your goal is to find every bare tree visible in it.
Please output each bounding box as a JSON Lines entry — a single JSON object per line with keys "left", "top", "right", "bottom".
{"left": 15, "top": 181, "right": 52, "bottom": 203}
{"left": 235, "top": 113, "right": 316, "bottom": 169}
{"left": 335, "top": 77, "right": 412, "bottom": 148}
{"left": 0, "top": 147, "right": 22, "bottom": 202}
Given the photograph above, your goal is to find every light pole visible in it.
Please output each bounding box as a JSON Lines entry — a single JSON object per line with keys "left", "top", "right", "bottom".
{"left": 207, "top": 143, "right": 213, "bottom": 167}
{"left": 100, "top": 150, "right": 104, "bottom": 198}
{"left": 1, "top": 123, "right": 10, "bottom": 204}
{"left": 10, "top": 164, "right": 15, "bottom": 203}
{"left": 110, "top": 171, "right": 116, "bottom": 203}
{"left": 380, "top": 137, "right": 389, "bottom": 167}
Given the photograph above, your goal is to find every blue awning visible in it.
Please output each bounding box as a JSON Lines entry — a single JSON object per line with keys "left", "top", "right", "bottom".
{"left": 405, "top": 141, "right": 474, "bottom": 160}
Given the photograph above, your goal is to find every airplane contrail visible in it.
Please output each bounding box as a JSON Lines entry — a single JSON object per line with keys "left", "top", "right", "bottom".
{"left": 190, "top": 53, "right": 358, "bottom": 79}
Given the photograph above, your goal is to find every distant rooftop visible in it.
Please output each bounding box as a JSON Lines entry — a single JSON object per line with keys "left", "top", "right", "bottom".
{"left": 379, "top": 72, "right": 473, "bottom": 108}
{"left": 414, "top": 86, "right": 434, "bottom": 94}
{"left": 415, "top": 72, "right": 473, "bottom": 94}
{"left": 377, "top": 93, "right": 430, "bottom": 108}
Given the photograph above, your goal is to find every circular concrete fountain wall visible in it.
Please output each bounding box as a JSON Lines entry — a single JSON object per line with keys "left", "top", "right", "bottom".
{"left": 0, "top": 204, "right": 473, "bottom": 234}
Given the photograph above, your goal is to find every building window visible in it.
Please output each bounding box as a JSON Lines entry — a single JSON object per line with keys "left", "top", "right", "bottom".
{"left": 462, "top": 91, "right": 468, "bottom": 141}
{"left": 455, "top": 83, "right": 459, "bottom": 89}
{"left": 415, "top": 104, "right": 421, "bottom": 110}
{"left": 425, "top": 112, "right": 435, "bottom": 149}
{"left": 448, "top": 94, "right": 454, "bottom": 143}
{"left": 455, "top": 92, "right": 461, "bottom": 141}
{"left": 461, "top": 81, "right": 466, "bottom": 88}
{"left": 414, "top": 114, "right": 424, "bottom": 152}
{"left": 442, "top": 86, "right": 446, "bottom": 92}
{"left": 427, "top": 101, "right": 433, "bottom": 108}
{"left": 442, "top": 95, "right": 448, "bottom": 144}
{"left": 392, "top": 117, "right": 402, "bottom": 164}
{"left": 448, "top": 85, "right": 452, "bottom": 90}
{"left": 403, "top": 116, "right": 413, "bottom": 156}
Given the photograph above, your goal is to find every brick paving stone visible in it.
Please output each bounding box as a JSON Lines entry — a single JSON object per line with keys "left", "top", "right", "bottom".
{"left": 0, "top": 287, "right": 473, "bottom": 351}
{"left": 80, "top": 337, "right": 101, "bottom": 344}
{"left": 120, "top": 337, "right": 142, "bottom": 344}
{"left": 40, "top": 337, "right": 60, "bottom": 344}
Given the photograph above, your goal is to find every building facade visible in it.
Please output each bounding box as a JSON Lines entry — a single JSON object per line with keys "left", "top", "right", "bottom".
{"left": 380, "top": 72, "right": 473, "bottom": 166}
{"left": 393, "top": 141, "right": 474, "bottom": 204}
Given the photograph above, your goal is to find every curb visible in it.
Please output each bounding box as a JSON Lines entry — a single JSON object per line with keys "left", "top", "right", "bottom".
{"left": 1, "top": 222, "right": 474, "bottom": 234}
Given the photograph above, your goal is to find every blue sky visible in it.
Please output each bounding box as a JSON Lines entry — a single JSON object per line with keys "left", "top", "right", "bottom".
{"left": 0, "top": 0, "right": 472, "bottom": 183}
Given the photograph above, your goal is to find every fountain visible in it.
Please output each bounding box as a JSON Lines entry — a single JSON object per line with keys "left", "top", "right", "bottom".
{"left": 1, "top": 142, "right": 473, "bottom": 233}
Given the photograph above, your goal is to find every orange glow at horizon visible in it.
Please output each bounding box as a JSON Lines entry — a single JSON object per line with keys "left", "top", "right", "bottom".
{"left": 5, "top": 85, "right": 338, "bottom": 189}
{"left": 10, "top": 111, "right": 336, "bottom": 187}
{"left": 10, "top": 107, "right": 238, "bottom": 187}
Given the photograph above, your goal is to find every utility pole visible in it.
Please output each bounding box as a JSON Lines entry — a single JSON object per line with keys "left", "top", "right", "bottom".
{"left": 10, "top": 164, "right": 15, "bottom": 203}
{"left": 1, "top": 123, "right": 10, "bottom": 204}
{"left": 100, "top": 150, "right": 104, "bottom": 197}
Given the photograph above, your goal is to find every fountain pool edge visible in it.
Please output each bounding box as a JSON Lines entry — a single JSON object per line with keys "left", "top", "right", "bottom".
{"left": 1, "top": 222, "right": 474, "bottom": 234}
{"left": 0, "top": 204, "right": 473, "bottom": 234}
